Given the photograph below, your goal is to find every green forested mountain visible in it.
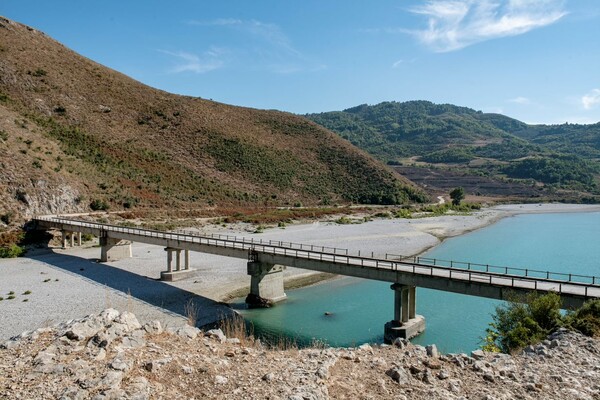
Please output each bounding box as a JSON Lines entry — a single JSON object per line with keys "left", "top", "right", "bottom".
{"left": 306, "top": 101, "right": 600, "bottom": 197}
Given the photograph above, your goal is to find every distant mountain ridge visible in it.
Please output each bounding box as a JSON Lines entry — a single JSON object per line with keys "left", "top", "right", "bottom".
{"left": 0, "top": 16, "right": 425, "bottom": 226}
{"left": 306, "top": 101, "right": 600, "bottom": 198}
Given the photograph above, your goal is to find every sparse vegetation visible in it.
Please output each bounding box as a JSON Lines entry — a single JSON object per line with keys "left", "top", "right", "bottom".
{"left": 30, "top": 68, "right": 47, "bottom": 77}
{"left": 184, "top": 299, "right": 198, "bottom": 327}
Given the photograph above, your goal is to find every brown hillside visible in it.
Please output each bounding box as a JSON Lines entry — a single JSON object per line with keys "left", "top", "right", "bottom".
{"left": 0, "top": 16, "right": 424, "bottom": 226}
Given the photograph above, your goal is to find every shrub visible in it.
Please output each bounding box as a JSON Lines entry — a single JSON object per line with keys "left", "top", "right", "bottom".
{"left": 89, "top": 199, "right": 109, "bottom": 211}
{"left": 0, "top": 244, "right": 26, "bottom": 258}
{"left": 486, "top": 292, "right": 562, "bottom": 353}
{"left": 53, "top": 106, "right": 67, "bottom": 115}
{"left": 566, "top": 299, "right": 600, "bottom": 336}
{"left": 0, "top": 212, "right": 13, "bottom": 225}
{"left": 394, "top": 208, "right": 412, "bottom": 219}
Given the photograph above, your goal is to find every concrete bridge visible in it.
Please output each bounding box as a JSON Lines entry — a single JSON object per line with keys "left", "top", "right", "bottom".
{"left": 33, "top": 216, "right": 600, "bottom": 342}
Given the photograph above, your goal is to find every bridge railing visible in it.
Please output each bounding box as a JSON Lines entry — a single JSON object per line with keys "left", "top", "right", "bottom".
{"left": 177, "top": 229, "right": 354, "bottom": 256}
{"left": 385, "top": 253, "right": 599, "bottom": 286}
{"left": 36, "top": 216, "right": 600, "bottom": 297}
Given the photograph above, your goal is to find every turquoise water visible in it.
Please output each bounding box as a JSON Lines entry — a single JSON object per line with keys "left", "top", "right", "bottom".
{"left": 235, "top": 212, "right": 600, "bottom": 353}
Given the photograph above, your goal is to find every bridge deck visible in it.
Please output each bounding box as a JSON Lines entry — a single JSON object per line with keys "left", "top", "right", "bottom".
{"left": 34, "top": 216, "right": 600, "bottom": 308}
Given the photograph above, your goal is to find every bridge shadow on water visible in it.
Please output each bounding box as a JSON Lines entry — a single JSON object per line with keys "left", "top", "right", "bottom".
{"left": 29, "top": 250, "right": 235, "bottom": 328}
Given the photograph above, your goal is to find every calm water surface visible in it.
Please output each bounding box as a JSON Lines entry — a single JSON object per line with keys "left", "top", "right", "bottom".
{"left": 235, "top": 212, "right": 600, "bottom": 353}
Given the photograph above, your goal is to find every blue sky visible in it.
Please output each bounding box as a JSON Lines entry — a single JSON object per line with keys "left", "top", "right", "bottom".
{"left": 2, "top": 0, "right": 600, "bottom": 124}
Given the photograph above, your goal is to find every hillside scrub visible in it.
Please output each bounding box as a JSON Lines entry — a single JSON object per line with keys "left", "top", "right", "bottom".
{"left": 0, "top": 17, "right": 425, "bottom": 222}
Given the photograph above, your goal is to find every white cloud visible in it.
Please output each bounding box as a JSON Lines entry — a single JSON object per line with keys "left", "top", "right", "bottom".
{"left": 408, "top": 0, "right": 567, "bottom": 52}
{"left": 187, "top": 18, "right": 322, "bottom": 74}
{"left": 191, "top": 18, "right": 297, "bottom": 55}
{"left": 392, "top": 59, "right": 405, "bottom": 68}
{"left": 581, "top": 89, "right": 600, "bottom": 110}
{"left": 160, "top": 48, "right": 227, "bottom": 74}
{"left": 509, "top": 96, "right": 532, "bottom": 105}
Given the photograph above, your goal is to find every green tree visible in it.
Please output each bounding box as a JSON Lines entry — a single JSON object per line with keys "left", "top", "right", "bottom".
{"left": 449, "top": 187, "right": 465, "bottom": 206}
{"left": 486, "top": 292, "right": 562, "bottom": 353}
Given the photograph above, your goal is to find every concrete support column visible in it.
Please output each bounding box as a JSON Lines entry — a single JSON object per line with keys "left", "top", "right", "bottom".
{"left": 69, "top": 232, "right": 74, "bottom": 247}
{"left": 175, "top": 249, "right": 182, "bottom": 271}
{"left": 409, "top": 286, "right": 417, "bottom": 319}
{"left": 401, "top": 286, "right": 410, "bottom": 323}
{"left": 393, "top": 286, "right": 402, "bottom": 322}
{"left": 165, "top": 248, "right": 174, "bottom": 272}
{"left": 76, "top": 232, "right": 82, "bottom": 246}
{"left": 99, "top": 236, "right": 132, "bottom": 262}
{"left": 246, "top": 261, "right": 287, "bottom": 305}
{"left": 384, "top": 283, "right": 425, "bottom": 343}
{"left": 61, "top": 230, "right": 67, "bottom": 249}
{"left": 161, "top": 248, "right": 196, "bottom": 281}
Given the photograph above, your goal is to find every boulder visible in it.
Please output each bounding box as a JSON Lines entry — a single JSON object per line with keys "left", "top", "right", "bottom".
{"left": 205, "top": 329, "right": 226, "bottom": 343}
{"left": 386, "top": 367, "right": 411, "bottom": 385}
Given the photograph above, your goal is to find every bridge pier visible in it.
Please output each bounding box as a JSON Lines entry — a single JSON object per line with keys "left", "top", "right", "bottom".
{"left": 99, "top": 236, "right": 132, "bottom": 262}
{"left": 247, "top": 261, "right": 287, "bottom": 306}
{"left": 161, "top": 248, "right": 196, "bottom": 281}
{"left": 384, "top": 283, "right": 425, "bottom": 343}
{"left": 61, "top": 231, "right": 82, "bottom": 249}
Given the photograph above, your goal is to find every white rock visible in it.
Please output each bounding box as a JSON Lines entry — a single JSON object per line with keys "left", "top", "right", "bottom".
{"left": 471, "top": 349, "right": 485, "bottom": 360}
{"left": 177, "top": 325, "right": 200, "bottom": 340}
{"left": 386, "top": 367, "right": 411, "bottom": 385}
{"left": 426, "top": 344, "right": 439, "bottom": 358}
{"left": 98, "top": 309, "right": 120, "bottom": 326}
{"left": 215, "top": 375, "right": 228, "bottom": 384}
{"left": 143, "top": 320, "right": 163, "bottom": 335}
{"left": 114, "top": 311, "right": 142, "bottom": 331}
{"left": 205, "top": 329, "right": 226, "bottom": 343}
{"left": 100, "top": 371, "right": 123, "bottom": 389}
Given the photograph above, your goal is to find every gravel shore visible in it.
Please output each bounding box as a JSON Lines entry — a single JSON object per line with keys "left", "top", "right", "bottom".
{"left": 1, "top": 203, "right": 599, "bottom": 341}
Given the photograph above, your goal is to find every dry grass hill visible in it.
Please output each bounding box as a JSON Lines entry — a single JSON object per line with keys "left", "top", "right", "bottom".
{"left": 0, "top": 16, "right": 424, "bottom": 228}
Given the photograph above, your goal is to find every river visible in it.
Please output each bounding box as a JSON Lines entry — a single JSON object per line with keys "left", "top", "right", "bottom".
{"left": 234, "top": 211, "right": 600, "bottom": 353}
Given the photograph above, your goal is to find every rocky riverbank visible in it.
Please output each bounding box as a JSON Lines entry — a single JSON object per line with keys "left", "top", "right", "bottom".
{"left": 1, "top": 309, "right": 598, "bottom": 399}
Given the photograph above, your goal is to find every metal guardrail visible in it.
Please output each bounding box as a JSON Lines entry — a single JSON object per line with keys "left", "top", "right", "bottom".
{"left": 35, "top": 216, "right": 600, "bottom": 298}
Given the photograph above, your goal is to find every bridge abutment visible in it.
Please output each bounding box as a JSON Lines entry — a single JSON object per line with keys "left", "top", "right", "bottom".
{"left": 384, "top": 283, "right": 425, "bottom": 343}
{"left": 99, "top": 236, "right": 132, "bottom": 262}
{"left": 247, "top": 261, "right": 287, "bottom": 305}
{"left": 161, "top": 248, "right": 196, "bottom": 281}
